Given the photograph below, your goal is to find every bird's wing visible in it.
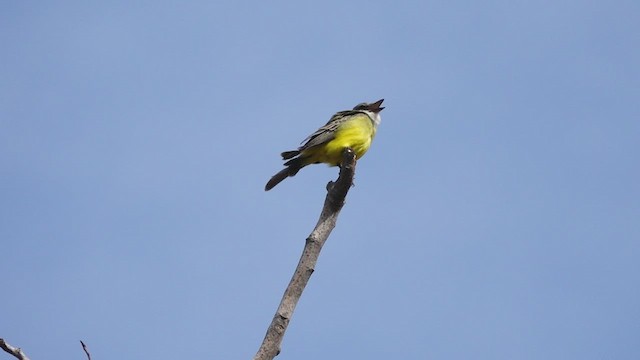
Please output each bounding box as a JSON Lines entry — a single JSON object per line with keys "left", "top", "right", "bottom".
{"left": 299, "top": 110, "right": 359, "bottom": 150}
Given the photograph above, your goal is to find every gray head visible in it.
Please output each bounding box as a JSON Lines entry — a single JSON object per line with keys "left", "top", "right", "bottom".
{"left": 353, "top": 98, "right": 385, "bottom": 113}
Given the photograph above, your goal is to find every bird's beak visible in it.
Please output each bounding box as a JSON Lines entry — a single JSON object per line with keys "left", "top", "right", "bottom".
{"left": 368, "top": 98, "right": 385, "bottom": 112}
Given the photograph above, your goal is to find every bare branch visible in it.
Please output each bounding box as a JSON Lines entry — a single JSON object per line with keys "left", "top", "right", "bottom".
{"left": 254, "top": 148, "right": 357, "bottom": 360}
{"left": 0, "top": 338, "right": 30, "bottom": 360}
{"left": 80, "top": 340, "right": 91, "bottom": 360}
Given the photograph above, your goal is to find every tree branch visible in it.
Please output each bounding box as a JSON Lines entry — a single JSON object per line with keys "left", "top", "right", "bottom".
{"left": 0, "top": 339, "right": 30, "bottom": 360}
{"left": 80, "top": 340, "right": 91, "bottom": 360}
{"left": 254, "top": 148, "right": 357, "bottom": 360}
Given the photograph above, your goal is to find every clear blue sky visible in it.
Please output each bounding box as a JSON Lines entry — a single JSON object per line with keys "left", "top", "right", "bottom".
{"left": 2, "top": 1, "right": 639, "bottom": 359}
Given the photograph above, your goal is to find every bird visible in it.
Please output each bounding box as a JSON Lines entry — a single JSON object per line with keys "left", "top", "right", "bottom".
{"left": 265, "top": 99, "right": 384, "bottom": 191}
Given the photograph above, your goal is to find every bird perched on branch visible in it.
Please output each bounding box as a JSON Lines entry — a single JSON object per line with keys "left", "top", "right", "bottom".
{"left": 265, "top": 99, "right": 384, "bottom": 191}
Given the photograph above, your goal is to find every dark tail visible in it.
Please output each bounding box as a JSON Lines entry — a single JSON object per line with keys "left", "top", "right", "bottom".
{"left": 281, "top": 150, "right": 300, "bottom": 160}
{"left": 265, "top": 159, "right": 303, "bottom": 191}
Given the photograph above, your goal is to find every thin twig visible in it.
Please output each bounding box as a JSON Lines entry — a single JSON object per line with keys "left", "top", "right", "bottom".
{"left": 80, "top": 340, "right": 91, "bottom": 360}
{"left": 254, "top": 148, "right": 357, "bottom": 360}
{"left": 0, "top": 338, "right": 30, "bottom": 360}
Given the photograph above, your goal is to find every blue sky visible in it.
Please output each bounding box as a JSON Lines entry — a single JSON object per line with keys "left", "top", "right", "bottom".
{"left": 1, "top": 1, "right": 639, "bottom": 359}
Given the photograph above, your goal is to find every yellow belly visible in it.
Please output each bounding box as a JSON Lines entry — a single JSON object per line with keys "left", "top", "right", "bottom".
{"left": 302, "top": 114, "right": 376, "bottom": 166}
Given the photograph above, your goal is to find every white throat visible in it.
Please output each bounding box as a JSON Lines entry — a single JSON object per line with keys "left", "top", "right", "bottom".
{"left": 363, "top": 110, "right": 382, "bottom": 127}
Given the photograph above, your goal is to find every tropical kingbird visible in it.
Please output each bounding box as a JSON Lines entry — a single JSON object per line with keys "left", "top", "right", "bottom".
{"left": 265, "top": 99, "right": 384, "bottom": 191}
